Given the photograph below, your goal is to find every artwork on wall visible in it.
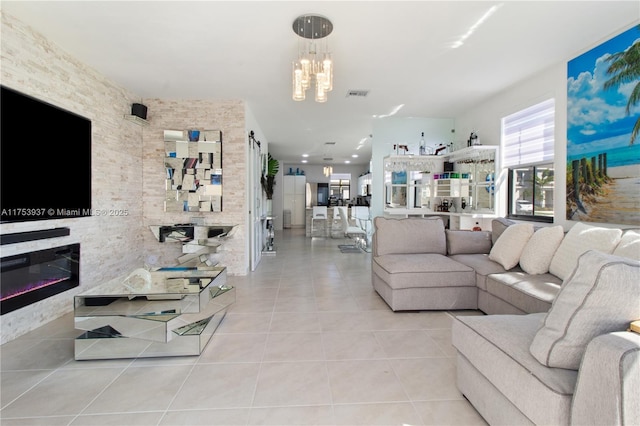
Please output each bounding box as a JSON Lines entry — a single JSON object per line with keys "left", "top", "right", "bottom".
{"left": 164, "top": 129, "right": 223, "bottom": 213}
{"left": 566, "top": 25, "right": 640, "bottom": 225}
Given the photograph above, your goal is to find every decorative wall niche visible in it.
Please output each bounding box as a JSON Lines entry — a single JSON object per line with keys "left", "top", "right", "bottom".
{"left": 164, "top": 129, "right": 223, "bottom": 213}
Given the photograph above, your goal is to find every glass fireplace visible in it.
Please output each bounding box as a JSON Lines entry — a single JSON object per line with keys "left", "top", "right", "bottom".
{"left": 1, "top": 243, "right": 80, "bottom": 315}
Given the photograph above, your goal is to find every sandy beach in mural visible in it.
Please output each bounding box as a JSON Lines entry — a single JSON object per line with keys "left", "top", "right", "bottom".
{"left": 571, "top": 165, "right": 640, "bottom": 224}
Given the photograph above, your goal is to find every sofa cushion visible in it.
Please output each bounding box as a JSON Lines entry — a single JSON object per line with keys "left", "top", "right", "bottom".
{"left": 373, "top": 217, "right": 446, "bottom": 256}
{"left": 519, "top": 225, "right": 565, "bottom": 274}
{"left": 486, "top": 271, "right": 561, "bottom": 313}
{"left": 449, "top": 254, "right": 515, "bottom": 291}
{"left": 446, "top": 230, "right": 492, "bottom": 255}
{"left": 489, "top": 223, "right": 534, "bottom": 270}
{"left": 530, "top": 250, "right": 640, "bottom": 370}
{"left": 613, "top": 229, "right": 640, "bottom": 261}
{"left": 548, "top": 222, "right": 622, "bottom": 280}
{"left": 452, "top": 313, "right": 577, "bottom": 425}
{"left": 372, "top": 253, "right": 475, "bottom": 289}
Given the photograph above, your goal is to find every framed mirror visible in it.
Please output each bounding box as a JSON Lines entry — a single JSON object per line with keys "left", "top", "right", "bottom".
{"left": 163, "top": 129, "right": 223, "bottom": 212}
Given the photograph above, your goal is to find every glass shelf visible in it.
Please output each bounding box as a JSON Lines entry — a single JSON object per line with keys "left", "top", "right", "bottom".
{"left": 383, "top": 146, "right": 498, "bottom": 217}
{"left": 124, "top": 114, "right": 149, "bottom": 126}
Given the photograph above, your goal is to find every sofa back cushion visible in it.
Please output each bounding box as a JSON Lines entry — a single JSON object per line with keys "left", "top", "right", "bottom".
{"left": 373, "top": 217, "right": 446, "bottom": 256}
{"left": 519, "top": 225, "right": 565, "bottom": 274}
{"left": 613, "top": 229, "right": 640, "bottom": 261}
{"left": 491, "top": 217, "right": 515, "bottom": 245}
{"left": 548, "top": 222, "right": 622, "bottom": 280}
{"left": 446, "top": 230, "right": 492, "bottom": 255}
{"left": 530, "top": 250, "right": 640, "bottom": 370}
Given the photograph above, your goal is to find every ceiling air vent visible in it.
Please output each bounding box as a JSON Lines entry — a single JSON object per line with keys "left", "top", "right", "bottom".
{"left": 323, "top": 157, "right": 333, "bottom": 161}
{"left": 346, "top": 89, "right": 369, "bottom": 98}
{"left": 324, "top": 142, "right": 336, "bottom": 145}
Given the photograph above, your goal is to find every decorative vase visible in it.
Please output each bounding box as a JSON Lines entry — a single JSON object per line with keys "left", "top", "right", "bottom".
{"left": 266, "top": 199, "right": 273, "bottom": 216}
{"left": 188, "top": 130, "right": 200, "bottom": 142}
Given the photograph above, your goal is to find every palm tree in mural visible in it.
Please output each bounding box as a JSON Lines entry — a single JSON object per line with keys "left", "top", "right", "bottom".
{"left": 603, "top": 35, "right": 640, "bottom": 145}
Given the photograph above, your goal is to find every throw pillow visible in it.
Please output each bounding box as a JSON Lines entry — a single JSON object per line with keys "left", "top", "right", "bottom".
{"left": 530, "top": 250, "right": 640, "bottom": 370}
{"left": 612, "top": 229, "right": 640, "bottom": 261}
{"left": 519, "top": 226, "right": 565, "bottom": 274}
{"left": 488, "top": 223, "right": 534, "bottom": 270}
{"left": 548, "top": 222, "right": 622, "bottom": 280}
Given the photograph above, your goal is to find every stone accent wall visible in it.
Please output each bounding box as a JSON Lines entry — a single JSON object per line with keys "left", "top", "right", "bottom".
{"left": 141, "top": 99, "right": 248, "bottom": 275}
{"left": 0, "top": 11, "right": 250, "bottom": 343}
{"left": 0, "top": 11, "right": 146, "bottom": 343}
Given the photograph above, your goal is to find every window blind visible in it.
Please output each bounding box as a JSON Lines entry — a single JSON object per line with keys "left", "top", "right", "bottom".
{"left": 502, "top": 98, "right": 555, "bottom": 168}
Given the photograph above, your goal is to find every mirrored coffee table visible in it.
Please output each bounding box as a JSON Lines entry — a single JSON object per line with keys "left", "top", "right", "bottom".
{"left": 74, "top": 266, "right": 234, "bottom": 360}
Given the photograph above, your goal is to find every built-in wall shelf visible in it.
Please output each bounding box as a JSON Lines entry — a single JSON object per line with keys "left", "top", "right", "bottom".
{"left": 383, "top": 145, "right": 498, "bottom": 225}
{"left": 124, "top": 114, "right": 149, "bottom": 126}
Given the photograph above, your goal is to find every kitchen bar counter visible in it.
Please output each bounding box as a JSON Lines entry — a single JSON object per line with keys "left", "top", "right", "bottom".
{"left": 305, "top": 207, "right": 371, "bottom": 238}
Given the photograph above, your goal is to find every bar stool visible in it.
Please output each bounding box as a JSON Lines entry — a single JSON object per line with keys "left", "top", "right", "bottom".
{"left": 311, "top": 206, "right": 328, "bottom": 236}
{"left": 337, "top": 206, "right": 366, "bottom": 247}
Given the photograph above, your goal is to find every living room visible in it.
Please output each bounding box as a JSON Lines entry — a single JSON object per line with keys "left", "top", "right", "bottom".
{"left": 1, "top": 2, "right": 639, "bottom": 424}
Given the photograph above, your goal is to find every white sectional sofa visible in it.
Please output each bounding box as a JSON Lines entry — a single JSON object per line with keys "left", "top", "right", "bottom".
{"left": 371, "top": 216, "right": 637, "bottom": 315}
{"left": 371, "top": 216, "right": 640, "bottom": 425}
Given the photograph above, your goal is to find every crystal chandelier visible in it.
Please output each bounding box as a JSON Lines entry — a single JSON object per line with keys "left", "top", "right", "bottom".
{"left": 323, "top": 165, "right": 333, "bottom": 177}
{"left": 292, "top": 14, "right": 333, "bottom": 103}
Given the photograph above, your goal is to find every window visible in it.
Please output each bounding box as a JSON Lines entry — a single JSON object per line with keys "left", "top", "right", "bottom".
{"left": 502, "top": 98, "right": 555, "bottom": 222}
{"left": 329, "top": 173, "right": 350, "bottom": 205}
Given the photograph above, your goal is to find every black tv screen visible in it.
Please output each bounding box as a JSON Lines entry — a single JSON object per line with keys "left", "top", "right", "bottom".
{"left": 1, "top": 86, "right": 92, "bottom": 222}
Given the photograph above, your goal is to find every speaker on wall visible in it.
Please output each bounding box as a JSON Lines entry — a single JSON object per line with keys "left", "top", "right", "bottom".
{"left": 131, "top": 103, "right": 148, "bottom": 120}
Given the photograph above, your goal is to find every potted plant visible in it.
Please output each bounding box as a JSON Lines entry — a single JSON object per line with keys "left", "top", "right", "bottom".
{"left": 261, "top": 153, "right": 279, "bottom": 213}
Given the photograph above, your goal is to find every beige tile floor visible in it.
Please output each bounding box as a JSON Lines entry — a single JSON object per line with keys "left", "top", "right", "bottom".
{"left": 0, "top": 229, "right": 487, "bottom": 426}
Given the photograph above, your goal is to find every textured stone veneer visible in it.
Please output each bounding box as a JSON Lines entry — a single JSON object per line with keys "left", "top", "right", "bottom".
{"left": 141, "top": 99, "right": 247, "bottom": 276}
{"left": 0, "top": 11, "right": 249, "bottom": 343}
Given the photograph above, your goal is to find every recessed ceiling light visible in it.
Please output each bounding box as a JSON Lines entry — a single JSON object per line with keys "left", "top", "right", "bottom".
{"left": 301, "top": 160, "right": 308, "bottom": 163}
{"left": 352, "top": 154, "right": 358, "bottom": 158}
{"left": 345, "top": 160, "right": 351, "bottom": 164}
{"left": 302, "top": 154, "right": 309, "bottom": 157}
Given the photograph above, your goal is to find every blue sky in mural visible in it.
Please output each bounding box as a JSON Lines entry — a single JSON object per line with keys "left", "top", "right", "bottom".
{"left": 567, "top": 25, "right": 640, "bottom": 167}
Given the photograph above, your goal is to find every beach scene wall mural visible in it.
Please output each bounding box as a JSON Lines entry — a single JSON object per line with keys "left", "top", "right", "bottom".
{"left": 566, "top": 25, "right": 640, "bottom": 225}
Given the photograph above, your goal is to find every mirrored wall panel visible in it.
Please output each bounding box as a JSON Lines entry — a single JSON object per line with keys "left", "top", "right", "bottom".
{"left": 164, "top": 129, "right": 223, "bottom": 213}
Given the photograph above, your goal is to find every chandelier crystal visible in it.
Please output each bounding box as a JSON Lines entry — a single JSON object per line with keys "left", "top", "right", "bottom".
{"left": 292, "top": 15, "right": 333, "bottom": 103}
{"left": 323, "top": 165, "right": 333, "bottom": 177}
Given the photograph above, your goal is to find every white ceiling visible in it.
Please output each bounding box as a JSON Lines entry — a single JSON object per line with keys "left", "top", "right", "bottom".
{"left": 2, "top": 1, "right": 638, "bottom": 166}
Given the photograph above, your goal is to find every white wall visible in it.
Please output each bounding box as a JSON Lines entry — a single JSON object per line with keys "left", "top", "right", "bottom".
{"left": 455, "top": 64, "right": 562, "bottom": 223}
{"left": 455, "top": 22, "right": 640, "bottom": 231}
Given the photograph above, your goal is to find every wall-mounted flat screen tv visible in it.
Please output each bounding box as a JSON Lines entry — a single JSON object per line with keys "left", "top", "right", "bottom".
{"left": 1, "top": 86, "right": 92, "bottom": 222}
